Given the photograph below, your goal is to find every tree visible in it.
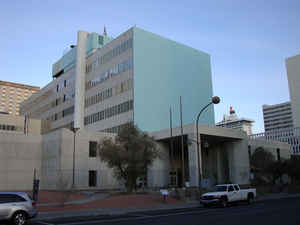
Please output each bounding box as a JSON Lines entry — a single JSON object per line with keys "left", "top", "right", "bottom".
{"left": 266, "top": 160, "right": 287, "bottom": 184}
{"left": 250, "top": 147, "right": 289, "bottom": 185}
{"left": 286, "top": 155, "right": 300, "bottom": 184}
{"left": 98, "top": 124, "right": 158, "bottom": 192}
{"left": 250, "top": 147, "right": 275, "bottom": 183}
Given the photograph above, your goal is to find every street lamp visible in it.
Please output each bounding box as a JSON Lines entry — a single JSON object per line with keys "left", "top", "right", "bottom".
{"left": 196, "top": 96, "right": 220, "bottom": 189}
{"left": 72, "top": 127, "right": 80, "bottom": 188}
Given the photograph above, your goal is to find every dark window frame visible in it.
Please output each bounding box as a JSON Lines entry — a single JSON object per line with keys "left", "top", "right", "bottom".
{"left": 89, "top": 141, "right": 97, "bottom": 157}
{"left": 89, "top": 170, "right": 97, "bottom": 187}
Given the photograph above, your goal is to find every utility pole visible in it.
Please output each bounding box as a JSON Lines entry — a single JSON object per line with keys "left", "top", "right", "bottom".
{"left": 180, "top": 96, "right": 185, "bottom": 187}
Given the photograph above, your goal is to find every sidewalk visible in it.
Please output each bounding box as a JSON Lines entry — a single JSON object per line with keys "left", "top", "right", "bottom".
{"left": 33, "top": 192, "right": 300, "bottom": 221}
{"left": 35, "top": 193, "right": 185, "bottom": 219}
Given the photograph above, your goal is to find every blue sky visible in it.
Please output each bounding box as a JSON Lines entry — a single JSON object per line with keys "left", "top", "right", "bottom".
{"left": 0, "top": 0, "right": 299, "bottom": 133}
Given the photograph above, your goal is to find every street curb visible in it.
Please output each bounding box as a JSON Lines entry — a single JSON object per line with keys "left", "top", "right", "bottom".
{"left": 32, "top": 194, "right": 300, "bottom": 221}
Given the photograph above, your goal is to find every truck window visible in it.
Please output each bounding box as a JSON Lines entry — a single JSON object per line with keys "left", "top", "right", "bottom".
{"left": 215, "top": 185, "right": 227, "bottom": 192}
{"left": 234, "top": 185, "right": 239, "bottom": 191}
{"left": 228, "top": 185, "right": 234, "bottom": 192}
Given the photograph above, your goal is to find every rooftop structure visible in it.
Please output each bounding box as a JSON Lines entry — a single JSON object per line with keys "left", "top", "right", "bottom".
{"left": 216, "top": 106, "right": 254, "bottom": 135}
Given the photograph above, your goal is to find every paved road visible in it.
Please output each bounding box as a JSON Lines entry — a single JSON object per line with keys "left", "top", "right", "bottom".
{"left": 2, "top": 197, "right": 300, "bottom": 225}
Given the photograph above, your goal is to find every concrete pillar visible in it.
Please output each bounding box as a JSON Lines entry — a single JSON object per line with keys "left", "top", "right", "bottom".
{"left": 188, "top": 134, "right": 199, "bottom": 187}
{"left": 226, "top": 140, "right": 250, "bottom": 184}
{"left": 74, "top": 31, "right": 88, "bottom": 129}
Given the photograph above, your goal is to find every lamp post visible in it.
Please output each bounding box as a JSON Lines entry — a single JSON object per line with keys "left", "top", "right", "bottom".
{"left": 72, "top": 127, "right": 80, "bottom": 188}
{"left": 196, "top": 96, "right": 220, "bottom": 189}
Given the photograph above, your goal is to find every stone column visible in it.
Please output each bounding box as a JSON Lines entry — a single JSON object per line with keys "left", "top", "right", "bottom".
{"left": 188, "top": 133, "right": 199, "bottom": 187}
{"left": 74, "top": 31, "right": 88, "bottom": 129}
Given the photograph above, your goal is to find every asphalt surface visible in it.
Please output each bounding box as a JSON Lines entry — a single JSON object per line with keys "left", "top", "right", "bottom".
{"left": 2, "top": 197, "right": 300, "bottom": 225}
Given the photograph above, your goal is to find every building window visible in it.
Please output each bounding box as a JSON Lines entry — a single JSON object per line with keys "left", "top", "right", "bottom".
{"left": 89, "top": 141, "right": 97, "bottom": 157}
{"left": 64, "top": 80, "right": 67, "bottom": 87}
{"left": 89, "top": 170, "right": 97, "bottom": 187}
{"left": 276, "top": 149, "right": 281, "bottom": 161}
{"left": 248, "top": 146, "right": 251, "bottom": 162}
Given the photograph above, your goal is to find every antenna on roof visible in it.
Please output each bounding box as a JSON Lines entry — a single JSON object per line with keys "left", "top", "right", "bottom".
{"left": 230, "top": 106, "right": 235, "bottom": 115}
{"left": 103, "top": 26, "right": 107, "bottom": 36}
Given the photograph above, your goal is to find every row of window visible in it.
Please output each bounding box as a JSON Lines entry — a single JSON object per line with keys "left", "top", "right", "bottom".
{"left": 85, "top": 79, "right": 132, "bottom": 108}
{"left": 0, "top": 124, "right": 16, "bottom": 131}
{"left": 265, "top": 125, "right": 293, "bottom": 132}
{"left": 84, "top": 100, "right": 133, "bottom": 126}
{"left": 47, "top": 98, "right": 133, "bottom": 124}
{"left": 264, "top": 112, "right": 292, "bottom": 120}
{"left": 100, "top": 122, "right": 133, "bottom": 134}
{"left": 99, "top": 38, "right": 133, "bottom": 66}
{"left": 86, "top": 38, "right": 133, "bottom": 75}
{"left": 263, "top": 104, "right": 291, "bottom": 112}
{"left": 265, "top": 120, "right": 293, "bottom": 128}
{"left": 36, "top": 89, "right": 75, "bottom": 117}
{"left": 263, "top": 108, "right": 292, "bottom": 116}
{"left": 85, "top": 88, "right": 112, "bottom": 108}
{"left": 47, "top": 106, "right": 74, "bottom": 121}
{"left": 56, "top": 76, "right": 75, "bottom": 93}
{"left": 86, "top": 58, "right": 133, "bottom": 90}
{"left": 264, "top": 116, "right": 293, "bottom": 124}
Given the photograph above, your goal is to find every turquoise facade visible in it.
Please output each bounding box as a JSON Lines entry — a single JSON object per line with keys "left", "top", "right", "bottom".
{"left": 133, "top": 27, "right": 215, "bottom": 132}
{"left": 52, "top": 32, "right": 112, "bottom": 76}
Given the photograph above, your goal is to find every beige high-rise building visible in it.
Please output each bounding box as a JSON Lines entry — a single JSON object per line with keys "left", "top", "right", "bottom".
{"left": 286, "top": 54, "right": 300, "bottom": 128}
{"left": 0, "top": 80, "right": 40, "bottom": 116}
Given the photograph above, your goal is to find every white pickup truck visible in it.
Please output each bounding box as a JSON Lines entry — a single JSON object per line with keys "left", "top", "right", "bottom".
{"left": 200, "top": 184, "right": 256, "bottom": 207}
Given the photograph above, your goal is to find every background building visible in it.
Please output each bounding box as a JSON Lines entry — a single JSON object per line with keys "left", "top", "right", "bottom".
{"left": 286, "top": 54, "right": 300, "bottom": 128}
{"left": 216, "top": 107, "right": 254, "bottom": 135}
{"left": 0, "top": 80, "right": 40, "bottom": 116}
{"left": 20, "top": 27, "right": 215, "bottom": 133}
{"left": 262, "top": 102, "right": 293, "bottom": 132}
{"left": 258, "top": 55, "right": 300, "bottom": 155}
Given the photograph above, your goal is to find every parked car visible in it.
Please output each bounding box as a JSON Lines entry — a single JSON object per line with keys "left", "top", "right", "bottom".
{"left": 0, "top": 192, "right": 37, "bottom": 225}
{"left": 200, "top": 184, "right": 256, "bottom": 207}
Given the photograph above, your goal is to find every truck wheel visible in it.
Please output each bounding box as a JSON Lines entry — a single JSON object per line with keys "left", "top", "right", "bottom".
{"left": 247, "top": 194, "right": 254, "bottom": 205}
{"left": 11, "top": 211, "right": 27, "bottom": 225}
{"left": 221, "top": 198, "right": 228, "bottom": 208}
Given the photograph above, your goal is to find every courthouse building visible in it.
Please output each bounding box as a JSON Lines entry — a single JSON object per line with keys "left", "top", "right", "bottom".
{"left": 0, "top": 27, "right": 291, "bottom": 191}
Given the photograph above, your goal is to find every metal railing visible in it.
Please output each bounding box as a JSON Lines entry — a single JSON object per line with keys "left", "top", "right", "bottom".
{"left": 249, "top": 127, "right": 300, "bottom": 154}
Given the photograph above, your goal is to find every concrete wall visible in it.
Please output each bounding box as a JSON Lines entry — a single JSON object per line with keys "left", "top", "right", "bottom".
{"left": 225, "top": 140, "right": 250, "bottom": 185}
{"left": 248, "top": 139, "right": 291, "bottom": 160}
{"left": 133, "top": 27, "right": 215, "bottom": 132}
{"left": 41, "top": 129, "right": 120, "bottom": 190}
{"left": 41, "top": 129, "right": 63, "bottom": 189}
{"left": 147, "top": 142, "right": 170, "bottom": 188}
{"left": 0, "top": 114, "right": 42, "bottom": 134}
{"left": 0, "top": 131, "right": 42, "bottom": 190}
